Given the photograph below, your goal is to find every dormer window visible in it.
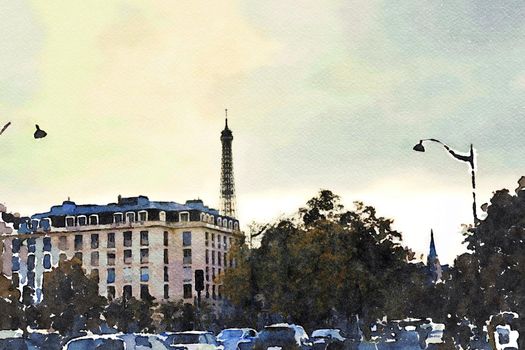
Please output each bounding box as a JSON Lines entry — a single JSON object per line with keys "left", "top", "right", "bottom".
{"left": 66, "top": 216, "right": 75, "bottom": 227}
{"left": 159, "top": 211, "right": 166, "bottom": 221}
{"left": 200, "top": 213, "right": 205, "bottom": 222}
{"left": 138, "top": 210, "right": 147, "bottom": 222}
{"left": 41, "top": 218, "right": 52, "bottom": 231}
{"left": 208, "top": 215, "right": 214, "bottom": 224}
{"left": 77, "top": 216, "right": 87, "bottom": 226}
{"left": 114, "top": 213, "right": 123, "bottom": 224}
{"left": 229, "top": 220, "right": 233, "bottom": 229}
{"left": 234, "top": 222, "right": 239, "bottom": 231}
{"left": 125, "top": 212, "right": 135, "bottom": 223}
{"left": 89, "top": 215, "right": 98, "bottom": 225}
{"left": 217, "top": 218, "right": 222, "bottom": 227}
{"left": 179, "top": 212, "right": 189, "bottom": 222}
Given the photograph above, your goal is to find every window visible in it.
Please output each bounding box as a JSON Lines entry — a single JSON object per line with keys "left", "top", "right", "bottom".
{"left": 113, "top": 213, "right": 123, "bottom": 224}
{"left": 179, "top": 212, "right": 189, "bottom": 222}
{"left": 218, "top": 285, "right": 223, "bottom": 299}
{"left": 211, "top": 251, "right": 215, "bottom": 265}
{"left": 124, "top": 250, "right": 132, "bottom": 264}
{"left": 164, "top": 249, "right": 169, "bottom": 264}
{"left": 223, "top": 220, "right": 228, "bottom": 228}
{"left": 183, "top": 266, "right": 192, "bottom": 282}
{"left": 140, "top": 267, "right": 149, "bottom": 282}
{"left": 140, "top": 249, "right": 149, "bottom": 264}
{"left": 224, "top": 253, "right": 227, "bottom": 268}
{"left": 208, "top": 215, "right": 214, "bottom": 224}
{"left": 182, "top": 231, "right": 191, "bottom": 246}
{"left": 89, "top": 215, "right": 98, "bottom": 225}
{"left": 12, "top": 273, "right": 19, "bottom": 287}
{"left": 164, "top": 285, "right": 169, "bottom": 299}
{"left": 217, "top": 234, "right": 221, "bottom": 249}
{"left": 123, "top": 231, "right": 132, "bottom": 247}
{"left": 159, "top": 211, "right": 166, "bottom": 221}
{"left": 218, "top": 268, "right": 221, "bottom": 276}
{"left": 125, "top": 212, "right": 135, "bottom": 223}
{"left": 206, "top": 267, "right": 209, "bottom": 281}
{"left": 234, "top": 222, "right": 239, "bottom": 230}
{"left": 123, "top": 267, "right": 132, "bottom": 282}
{"left": 205, "top": 232, "right": 209, "bottom": 246}
{"left": 11, "top": 257, "right": 20, "bottom": 271}
{"left": 107, "top": 286, "right": 116, "bottom": 300}
{"left": 43, "top": 254, "right": 51, "bottom": 269}
{"left": 218, "top": 252, "right": 221, "bottom": 266}
{"left": 140, "top": 285, "right": 150, "bottom": 300}
{"left": 205, "top": 284, "right": 210, "bottom": 298}
{"left": 163, "top": 231, "right": 168, "bottom": 246}
{"left": 27, "top": 238, "right": 36, "bottom": 253}
{"left": 217, "top": 218, "right": 222, "bottom": 227}
{"left": 183, "top": 249, "right": 192, "bottom": 264}
{"left": 224, "top": 236, "right": 227, "bottom": 250}
{"left": 27, "top": 255, "right": 35, "bottom": 271}
{"left": 59, "top": 236, "right": 68, "bottom": 250}
{"left": 183, "top": 284, "right": 192, "bottom": 299}
{"left": 91, "top": 251, "right": 99, "bottom": 266}
{"left": 138, "top": 211, "right": 147, "bottom": 222}
{"left": 74, "top": 235, "right": 83, "bottom": 250}
{"left": 41, "top": 218, "right": 51, "bottom": 230}
{"left": 212, "top": 268, "right": 216, "bottom": 280}
{"left": 205, "top": 249, "right": 209, "bottom": 264}
{"left": 27, "top": 271, "right": 35, "bottom": 287}
{"left": 140, "top": 231, "right": 148, "bottom": 246}
{"left": 11, "top": 239, "right": 20, "bottom": 253}
{"left": 123, "top": 285, "right": 132, "bottom": 300}
{"left": 91, "top": 269, "right": 99, "bottom": 283}
{"left": 59, "top": 253, "right": 67, "bottom": 262}
{"left": 107, "top": 252, "right": 115, "bottom": 266}
{"left": 212, "top": 285, "right": 216, "bottom": 300}
{"left": 164, "top": 266, "right": 169, "bottom": 282}
{"left": 66, "top": 216, "right": 75, "bottom": 227}
{"left": 211, "top": 233, "right": 215, "bottom": 248}
{"left": 91, "top": 234, "right": 99, "bottom": 249}
{"left": 43, "top": 237, "right": 51, "bottom": 252}
{"left": 107, "top": 232, "right": 115, "bottom": 248}
{"left": 229, "top": 220, "right": 233, "bottom": 229}
{"left": 77, "top": 216, "right": 87, "bottom": 226}
{"left": 74, "top": 252, "right": 83, "bottom": 263}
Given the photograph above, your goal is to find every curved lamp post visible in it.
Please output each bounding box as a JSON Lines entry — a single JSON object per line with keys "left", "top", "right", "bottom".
{"left": 413, "top": 139, "right": 478, "bottom": 225}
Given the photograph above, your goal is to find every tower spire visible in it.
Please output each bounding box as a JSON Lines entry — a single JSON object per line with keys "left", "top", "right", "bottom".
{"left": 427, "top": 229, "right": 442, "bottom": 283}
{"left": 220, "top": 108, "right": 236, "bottom": 218}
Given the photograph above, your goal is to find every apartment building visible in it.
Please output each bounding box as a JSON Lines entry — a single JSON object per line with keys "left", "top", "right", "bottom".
{"left": 0, "top": 195, "right": 240, "bottom": 304}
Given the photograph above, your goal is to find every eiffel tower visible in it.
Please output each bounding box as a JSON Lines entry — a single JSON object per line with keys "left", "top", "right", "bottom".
{"left": 220, "top": 109, "right": 237, "bottom": 218}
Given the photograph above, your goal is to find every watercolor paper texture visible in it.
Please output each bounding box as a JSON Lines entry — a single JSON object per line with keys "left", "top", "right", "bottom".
{"left": 0, "top": 1, "right": 522, "bottom": 349}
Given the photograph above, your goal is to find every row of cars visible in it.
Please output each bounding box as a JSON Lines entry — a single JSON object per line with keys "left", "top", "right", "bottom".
{"left": 60, "top": 324, "right": 344, "bottom": 350}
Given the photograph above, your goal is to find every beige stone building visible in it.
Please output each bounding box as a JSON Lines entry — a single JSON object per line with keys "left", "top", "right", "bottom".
{"left": 1, "top": 196, "right": 240, "bottom": 304}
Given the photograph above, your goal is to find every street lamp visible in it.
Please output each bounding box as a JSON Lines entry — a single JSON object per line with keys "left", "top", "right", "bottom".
{"left": 413, "top": 138, "right": 478, "bottom": 225}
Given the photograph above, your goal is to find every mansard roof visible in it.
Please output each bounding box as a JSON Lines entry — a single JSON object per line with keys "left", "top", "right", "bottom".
{"left": 31, "top": 195, "right": 222, "bottom": 220}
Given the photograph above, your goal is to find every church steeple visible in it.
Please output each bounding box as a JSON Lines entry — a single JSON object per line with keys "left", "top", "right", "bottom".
{"left": 427, "top": 229, "right": 442, "bottom": 283}
{"left": 219, "top": 109, "right": 236, "bottom": 218}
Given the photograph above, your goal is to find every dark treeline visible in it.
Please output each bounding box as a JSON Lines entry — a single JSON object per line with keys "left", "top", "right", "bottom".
{"left": 0, "top": 184, "right": 523, "bottom": 349}
{"left": 222, "top": 188, "right": 523, "bottom": 349}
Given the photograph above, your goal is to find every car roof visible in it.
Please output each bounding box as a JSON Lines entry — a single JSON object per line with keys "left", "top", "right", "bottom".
{"left": 173, "top": 331, "right": 212, "bottom": 335}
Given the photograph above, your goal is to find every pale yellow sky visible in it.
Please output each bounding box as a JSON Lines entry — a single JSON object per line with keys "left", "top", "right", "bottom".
{"left": 1, "top": 1, "right": 525, "bottom": 264}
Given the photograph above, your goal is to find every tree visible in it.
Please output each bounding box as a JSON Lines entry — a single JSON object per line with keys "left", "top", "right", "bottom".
{"left": 446, "top": 186, "right": 525, "bottom": 348}
{"left": 40, "top": 258, "right": 107, "bottom": 336}
{"left": 104, "top": 297, "right": 155, "bottom": 333}
{"left": 223, "top": 190, "right": 421, "bottom": 335}
{"left": 0, "top": 274, "right": 24, "bottom": 330}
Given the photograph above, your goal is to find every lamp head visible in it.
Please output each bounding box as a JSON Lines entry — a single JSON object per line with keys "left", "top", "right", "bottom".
{"left": 413, "top": 141, "right": 425, "bottom": 152}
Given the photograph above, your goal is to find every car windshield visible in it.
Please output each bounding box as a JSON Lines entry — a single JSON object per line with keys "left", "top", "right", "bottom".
{"left": 68, "top": 338, "right": 124, "bottom": 350}
{"left": 312, "top": 330, "right": 339, "bottom": 338}
{"left": 218, "top": 330, "right": 243, "bottom": 339}
{"left": 259, "top": 327, "right": 295, "bottom": 341}
{"left": 172, "top": 334, "right": 203, "bottom": 344}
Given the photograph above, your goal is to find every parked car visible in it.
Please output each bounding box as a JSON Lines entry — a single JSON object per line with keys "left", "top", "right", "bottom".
{"left": 255, "top": 324, "right": 313, "bottom": 350}
{"left": 0, "top": 330, "right": 27, "bottom": 350}
{"left": 25, "top": 330, "right": 62, "bottom": 350}
{"left": 63, "top": 333, "right": 169, "bottom": 350}
{"left": 168, "top": 331, "right": 222, "bottom": 350}
{"left": 217, "top": 328, "right": 258, "bottom": 350}
{"left": 310, "top": 329, "right": 345, "bottom": 350}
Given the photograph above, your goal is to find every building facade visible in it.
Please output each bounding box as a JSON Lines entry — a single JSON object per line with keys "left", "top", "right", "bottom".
{"left": 1, "top": 196, "right": 240, "bottom": 304}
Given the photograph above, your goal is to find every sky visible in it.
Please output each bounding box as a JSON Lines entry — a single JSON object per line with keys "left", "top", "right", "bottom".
{"left": 1, "top": 0, "right": 525, "bottom": 264}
